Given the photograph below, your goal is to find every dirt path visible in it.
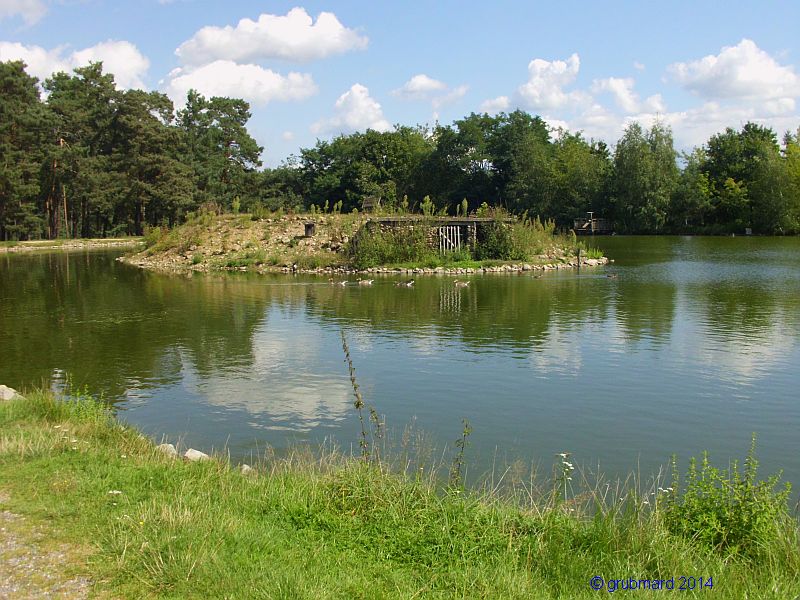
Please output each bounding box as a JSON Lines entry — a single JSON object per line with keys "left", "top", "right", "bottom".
{"left": 0, "top": 491, "right": 92, "bottom": 599}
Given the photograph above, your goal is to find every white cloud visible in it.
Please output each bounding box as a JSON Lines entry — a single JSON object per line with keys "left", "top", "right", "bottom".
{"left": 70, "top": 41, "right": 150, "bottom": 89}
{"left": 479, "top": 95, "right": 510, "bottom": 114}
{"left": 432, "top": 84, "right": 468, "bottom": 110}
{"left": 311, "top": 83, "right": 390, "bottom": 135}
{"left": 516, "top": 53, "right": 589, "bottom": 111}
{"left": 281, "top": 131, "right": 295, "bottom": 141}
{"left": 391, "top": 74, "right": 446, "bottom": 98}
{"left": 0, "top": 40, "right": 149, "bottom": 89}
{"left": 633, "top": 61, "right": 645, "bottom": 71}
{"left": 393, "top": 74, "right": 467, "bottom": 121}
{"left": 591, "top": 77, "right": 639, "bottom": 113}
{"left": 668, "top": 39, "right": 800, "bottom": 102}
{"left": 591, "top": 77, "right": 666, "bottom": 114}
{"left": 0, "top": 0, "right": 46, "bottom": 25}
{"left": 176, "top": 7, "right": 368, "bottom": 65}
{"left": 164, "top": 60, "right": 317, "bottom": 106}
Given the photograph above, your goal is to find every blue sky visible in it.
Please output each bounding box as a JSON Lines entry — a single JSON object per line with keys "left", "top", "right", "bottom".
{"left": 2, "top": 1, "right": 799, "bottom": 166}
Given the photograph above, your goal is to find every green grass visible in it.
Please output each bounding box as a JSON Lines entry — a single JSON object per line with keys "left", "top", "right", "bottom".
{"left": 1, "top": 391, "right": 798, "bottom": 598}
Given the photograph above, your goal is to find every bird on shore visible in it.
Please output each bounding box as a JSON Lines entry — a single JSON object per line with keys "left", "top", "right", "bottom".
{"left": 396, "top": 279, "right": 415, "bottom": 287}
{"left": 357, "top": 278, "right": 374, "bottom": 286}
{"left": 454, "top": 280, "right": 470, "bottom": 288}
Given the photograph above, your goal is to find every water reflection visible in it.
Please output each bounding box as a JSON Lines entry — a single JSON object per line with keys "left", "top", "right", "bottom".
{"left": 1, "top": 239, "right": 799, "bottom": 488}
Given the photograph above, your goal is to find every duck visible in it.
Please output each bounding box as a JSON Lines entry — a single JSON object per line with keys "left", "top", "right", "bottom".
{"left": 357, "top": 278, "right": 374, "bottom": 286}
{"left": 606, "top": 273, "right": 618, "bottom": 279}
{"left": 328, "top": 278, "right": 347, "bottom": 286}
{"left": 396, "top": 279, "right": 415, "bottom": 287}
{"left": 454, "top": 280, "right": 470, "bottom": 288}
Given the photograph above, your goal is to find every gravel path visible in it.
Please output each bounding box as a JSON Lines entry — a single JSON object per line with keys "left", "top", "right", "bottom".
{"left": 0, "top": 491, "right": 92, "bottom": 599}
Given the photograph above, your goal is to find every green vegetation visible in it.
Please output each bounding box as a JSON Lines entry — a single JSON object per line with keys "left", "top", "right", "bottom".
{"left": 1, "top": 390, "right": 798, "bottom": 598}
{"left": 348, "top": 214, "right": 570, "bottom": 270}
{"left": 3, "top": 60, "right": 799, "bottom": 242}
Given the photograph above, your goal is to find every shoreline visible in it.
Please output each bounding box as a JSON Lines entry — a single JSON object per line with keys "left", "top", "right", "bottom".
{"left": 119, "top": 254, "right": 609, "bottom": 276}
{"left": 1, "top": 389, "right": 797, "bottom": 598}
{"left": 0, "top": 238, "right": 144, "bottom": 254}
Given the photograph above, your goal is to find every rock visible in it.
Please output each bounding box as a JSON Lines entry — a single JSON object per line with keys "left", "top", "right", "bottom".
{"left": 0, "top": 385, "right": 20, "bottom": 401}
{"left": 522, "top": 264, "right": 532, "bottom": 271}
{"left": 156, "top": 443, "right": 178, "bottom": 458}
{"left": 240, "top": 464, "right": 255, "bottom": 475}
{"left": 184, "top": 448, "right": 211, "bottom": 462}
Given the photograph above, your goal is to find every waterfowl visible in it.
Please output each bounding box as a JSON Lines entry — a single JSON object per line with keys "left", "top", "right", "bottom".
{"left": 606, "top": 273, "right": 618, "bottom": 279}
{"left": 357, "top": 278, "right": 374, "bottom": 286}
{"left": 328, "top": 278, "right": 347, "bottom": 286}
{"left": 396, "top": 279, "right": 415, "bottom": 287}
{"left": 454, "top": 280, "right": 470, "bottom": 288}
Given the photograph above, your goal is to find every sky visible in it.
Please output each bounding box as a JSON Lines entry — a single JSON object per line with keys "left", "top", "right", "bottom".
{"left": 1, "top": 1, "right": 799, "bottom": 167}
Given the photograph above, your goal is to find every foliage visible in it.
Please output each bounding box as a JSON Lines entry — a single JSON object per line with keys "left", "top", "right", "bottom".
{"left": 612, "top": 122, "right": 679, "bottom": 233}
{"left": 475, "top": 221, "right": 515, "bottom": 260}
{"left": 347, "top": 222, "right": 434, "bottom": 269}
{"left": 664, "top": 436, "right": 793, "bottom": 559}
{"left": 2, "top": 59, "right": 799, "bottom": 240}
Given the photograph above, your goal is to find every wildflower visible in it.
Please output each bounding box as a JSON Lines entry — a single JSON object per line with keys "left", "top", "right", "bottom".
{"left": 108, "top": 490, "right": 123, "bottom": 495}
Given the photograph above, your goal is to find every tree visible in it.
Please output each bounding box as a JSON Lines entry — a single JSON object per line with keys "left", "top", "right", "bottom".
{"left": 670, "top": 148, "right": 713, "bottom": 231}
{"left": 612, "top": 122, "right": 678, "bottom": 233}
{"left": 111, "top": 90, "right": 193, "bottom": 234}
{"left": 0, "top": 61, "right": 53, "bottom": 239}
{"left": 44, "top": 62, "right": 120, "bottom": 237}
{"left": 177, "top": 91, "right": 263, "bottom": 210}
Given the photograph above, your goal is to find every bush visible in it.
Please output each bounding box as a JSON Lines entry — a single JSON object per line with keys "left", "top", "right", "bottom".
{"left": 475, "top": 222, "right": 515, "bottom": 260}
{"left": 348, "top": 223, "right": 435, "bottom": 269}
{"left": 664, "top": 436, "right": 792, "bottom": 559}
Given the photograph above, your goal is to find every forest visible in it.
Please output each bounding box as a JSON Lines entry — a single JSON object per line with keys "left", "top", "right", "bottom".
{"left": 2, "top": 59, "right": 799, "bottom": 240}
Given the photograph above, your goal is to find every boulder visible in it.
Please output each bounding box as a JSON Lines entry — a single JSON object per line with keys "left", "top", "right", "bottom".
{"left": 156, "top": 443, "right": 178, "bottom": 458}
{"left": 0, "top": 385, "right": 20, "bottom": 401}
{"left": 240, "top": 464, "right": 255, "bottom": 475}
{"left": 184, "top": 448, "right": 211, "bottom": 462}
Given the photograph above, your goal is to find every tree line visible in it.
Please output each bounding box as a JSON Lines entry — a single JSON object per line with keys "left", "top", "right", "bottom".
{"left": 2, "top": 60, "right": 799, "bottom": 240}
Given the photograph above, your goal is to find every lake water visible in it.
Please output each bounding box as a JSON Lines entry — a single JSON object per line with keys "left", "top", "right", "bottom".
{"left": 1, "top": 237, "right": 799, "bottom": 490}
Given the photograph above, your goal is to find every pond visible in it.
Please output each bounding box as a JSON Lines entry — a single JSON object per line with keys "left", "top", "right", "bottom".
{"left": 1, "top": 236, "right": 799, "bottom": 489}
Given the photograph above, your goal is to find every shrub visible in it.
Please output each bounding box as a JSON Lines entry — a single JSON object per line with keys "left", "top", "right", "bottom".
{"left": 348, "top": 223, "right": 434, "bottom": 269}
{"left": 475, "top": 222, "right": 515, "bottom": 260}
{"left": 664, "top": 436, "right": 792, "bottom": 559}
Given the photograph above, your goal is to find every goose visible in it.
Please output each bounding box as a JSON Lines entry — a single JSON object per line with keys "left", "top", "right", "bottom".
{"left": 328, "top": 278, "right": 347, "bottom": 286}
{"left": 454, "top": 280, "right": 470, "bottom": 288}
{"left": 357, "top": 278, "right": 374, "bottom": 286}
{"left": 606, "top": 273, "right": 618, "bottom": 279}
{"left": 396, "top": 279, "right": 415, "bottom": 287}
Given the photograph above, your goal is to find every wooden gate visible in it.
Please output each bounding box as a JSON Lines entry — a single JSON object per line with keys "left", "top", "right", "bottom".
{"left": 438, "top": 225, "right": 461, "bottom": 253}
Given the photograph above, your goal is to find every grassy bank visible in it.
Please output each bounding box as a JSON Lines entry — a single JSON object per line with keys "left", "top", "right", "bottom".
{"left": 1, "top": 391, "right": 798, "bottom": 598}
